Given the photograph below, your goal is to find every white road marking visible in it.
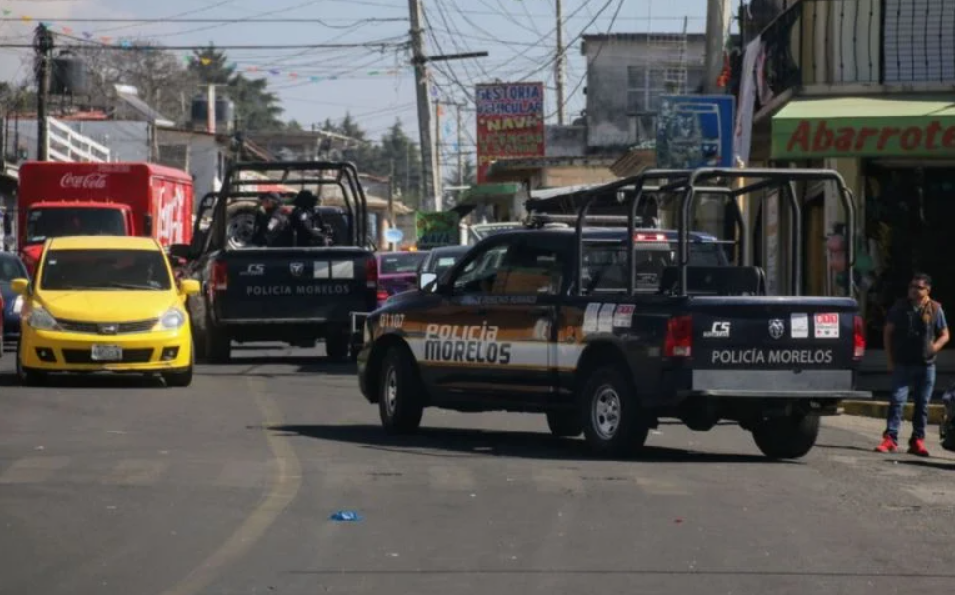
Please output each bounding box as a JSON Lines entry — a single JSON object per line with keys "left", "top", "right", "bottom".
{"left": 0, "top": 456, "right": 71, "bottom": 484}
{"left": 102, "top": 459, "right": 170, "bottom": 486}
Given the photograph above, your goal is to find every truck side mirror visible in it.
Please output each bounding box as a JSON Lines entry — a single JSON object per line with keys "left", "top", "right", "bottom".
{"left": 419, "top": 272, "right": 437, "bottom": 289}
{"left": 144, "top": 214, "right": 154, "bottom": 236}
{"left": 168, "top": 244, "right": 192, "bottom": 261}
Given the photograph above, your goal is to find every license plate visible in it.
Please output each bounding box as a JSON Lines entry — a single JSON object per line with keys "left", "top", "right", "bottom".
{"left": 91, "top": 344, "right": 123, "bottom": 361}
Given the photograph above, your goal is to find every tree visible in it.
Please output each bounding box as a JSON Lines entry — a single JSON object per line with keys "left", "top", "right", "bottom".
{"left": 74, "top": 39, "right": 198, "bottom": 123}
{"left": 188, "top": 45, "right": 284, "bottom": 131}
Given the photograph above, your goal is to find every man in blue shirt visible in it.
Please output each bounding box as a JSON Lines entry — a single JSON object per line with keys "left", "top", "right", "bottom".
{"left": 877, "top": 273, "right": 950, "bottom": 456}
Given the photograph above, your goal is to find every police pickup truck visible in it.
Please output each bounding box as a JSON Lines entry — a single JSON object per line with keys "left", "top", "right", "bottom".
{"left": 356, "top": 168, "right": 871, "bottom": 459}
{"left": 170, "top": 161, "right": 378, "bottom": 362}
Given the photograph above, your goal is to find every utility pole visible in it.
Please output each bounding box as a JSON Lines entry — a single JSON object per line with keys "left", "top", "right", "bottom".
{"left": 704, "top": 0, "right": 733, "bottom": 94}
{"left": 407, "top": 0, "right": 488, "bottom": 212}
{"left": 554, "top": 0, "right": 566, "bottom": 125}
{"left": 434, "top": 100, "right": 442, "bottom": 206}
{"left": 388, "top": 159, "right": 396, "bottom": 250}
{"left": 33, "top": 24, "right": 54, "bottom": 161}
{"left": 456, "top": 103, "right": 464, "bottom": 186}
{"left": 408, "top": 0, "right": 438, "bottom": 211}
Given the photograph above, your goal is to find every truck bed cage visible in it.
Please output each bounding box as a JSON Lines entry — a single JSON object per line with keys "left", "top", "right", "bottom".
{"left": 210, "top": 160, "right": 370, "bottom": 250}
{"left": 564, "top": 167, "right": 856, "bottom": 298}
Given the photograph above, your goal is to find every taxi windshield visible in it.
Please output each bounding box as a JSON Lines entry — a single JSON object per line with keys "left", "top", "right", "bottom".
{"left": 39, "top": 249, "right": 172, "bottom": 291}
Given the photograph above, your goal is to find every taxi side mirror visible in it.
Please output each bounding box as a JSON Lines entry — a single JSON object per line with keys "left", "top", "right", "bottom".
{"left": 11, "top": 278, "right": 29, "bottom": 295}
{"left": 179, "top": 279, "right": 201, "bottom": 296}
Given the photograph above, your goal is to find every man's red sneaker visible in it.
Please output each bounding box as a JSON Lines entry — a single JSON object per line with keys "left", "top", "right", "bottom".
{"left": 875, "top": 436, "right": 898, "bottom": 453}
{"left": 908, "top": 438, "right": 930, "bottom": 457}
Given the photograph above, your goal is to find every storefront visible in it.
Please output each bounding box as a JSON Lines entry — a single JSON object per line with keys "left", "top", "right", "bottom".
{"left": 772, "top": 95, "right": 955, "bottom": 376}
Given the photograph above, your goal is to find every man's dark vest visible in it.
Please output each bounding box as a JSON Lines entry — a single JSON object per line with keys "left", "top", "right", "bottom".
{"left": 893, "top": 299, "right": 942, "bottom": 365}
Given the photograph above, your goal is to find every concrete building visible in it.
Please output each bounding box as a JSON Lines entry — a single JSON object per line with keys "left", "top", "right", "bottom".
{"left": 735, "top": 0, "right": 955, "bottom": 392}
{"left": 582, "top": 32, "right": 707, "bottom": 150}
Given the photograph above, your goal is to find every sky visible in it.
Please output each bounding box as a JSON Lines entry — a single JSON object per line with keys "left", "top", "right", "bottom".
{"left": 0, "top": 0, "right": 709, "bottom": 168}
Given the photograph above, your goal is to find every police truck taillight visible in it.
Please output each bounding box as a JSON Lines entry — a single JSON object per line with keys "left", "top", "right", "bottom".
{"left": 365, "top": 257, "right": 378, "bottom": 289}
{"left": 853, "top": 315, "right": 866, "bottom": 360}
{"left": 664, "top": 315, "right": 693, "bottom": 357}
{"left": 211, "top": 260, "right": 228, "bottom": 291}
{"left": 634, "top": 233, "right": 667, "bottom": 242}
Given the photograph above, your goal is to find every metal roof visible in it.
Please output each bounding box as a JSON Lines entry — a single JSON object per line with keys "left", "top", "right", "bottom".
{"left": 113, "top": 84, "right": 174, "bottom": 128}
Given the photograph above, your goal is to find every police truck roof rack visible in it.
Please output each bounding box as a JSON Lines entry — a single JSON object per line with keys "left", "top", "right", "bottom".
{"left": 211, "top": 160, "right": 370, "bottom": 250}
{"left": 569, "top": 169, "right": 752, "bottom": 297}
{"left": 523, "top": 212, "right": 648, "bottom": 229}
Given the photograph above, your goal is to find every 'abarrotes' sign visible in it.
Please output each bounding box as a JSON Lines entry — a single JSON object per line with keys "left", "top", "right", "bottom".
{"left": 423, "top": 323, "right": 512, "bottom": 364}
{"left": 712, "top": 348, "right": 834, "bottom": 365}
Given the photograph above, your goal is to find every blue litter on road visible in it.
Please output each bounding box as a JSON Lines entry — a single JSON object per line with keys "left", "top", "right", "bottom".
{"left": 330, "top": 511, "right": 362, "bottom": 522}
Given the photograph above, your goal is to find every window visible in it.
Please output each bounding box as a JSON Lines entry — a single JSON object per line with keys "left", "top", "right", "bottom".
{"left": 453, "top": 243, "right": 511, "bottom": 294}
{"left": 40, "top": 249, "right": 173, "bottom": 291}
{"left": 581, "top": 241, "right": 727, "bottom": 295}
{"left": 379, "top": 252, "right": 426, "bottom": 275}
{"left": 26, "top": 207, "right": 127, "bottom": 244}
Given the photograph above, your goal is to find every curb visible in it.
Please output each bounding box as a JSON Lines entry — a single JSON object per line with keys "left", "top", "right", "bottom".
{"left": 842, "top": 400, "right": 945, "bottom": 425}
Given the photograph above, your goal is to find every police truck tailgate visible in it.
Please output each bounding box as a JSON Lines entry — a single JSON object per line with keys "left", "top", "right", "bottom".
{"left": 685, "top": 296, "right": 863, "bottom": 394}
{"left": 212, "top": 247, "right": 376, "bottom": 322}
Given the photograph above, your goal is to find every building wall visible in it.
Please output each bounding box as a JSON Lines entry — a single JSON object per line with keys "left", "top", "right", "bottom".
{"left": 545, "top": 125, "right": 587, "bottom": 156}
{"left": 4, "top": 120, "right": 149, "bottom": 162}
{"left": 583, "top": 34, "right": 707, "bottom": 149}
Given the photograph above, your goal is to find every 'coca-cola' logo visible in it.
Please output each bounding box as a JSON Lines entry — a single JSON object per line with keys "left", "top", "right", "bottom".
{"left": 60, "top": 172, "right": 108, "bottom": 190}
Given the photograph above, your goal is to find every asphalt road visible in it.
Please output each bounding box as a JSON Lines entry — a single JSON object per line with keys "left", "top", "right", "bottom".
{"left": 3, "top": 344, "right": 955, "bottom": 595}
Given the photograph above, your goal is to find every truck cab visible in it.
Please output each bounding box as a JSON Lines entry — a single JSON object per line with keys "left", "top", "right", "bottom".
{"left": 20, "top": 202, "right": 135, "bottom": 276}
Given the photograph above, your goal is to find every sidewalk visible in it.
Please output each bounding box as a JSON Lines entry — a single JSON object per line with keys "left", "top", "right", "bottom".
{"left": 824, "top": 414, "right": 955, "bottom": 462}
{"left": 842, "top": 400, "right": 946, "bottom": 424}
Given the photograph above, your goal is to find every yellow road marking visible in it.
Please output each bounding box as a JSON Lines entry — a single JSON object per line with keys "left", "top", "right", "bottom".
{"left": 157, "top": 377, "right": 302, "bottom": 595}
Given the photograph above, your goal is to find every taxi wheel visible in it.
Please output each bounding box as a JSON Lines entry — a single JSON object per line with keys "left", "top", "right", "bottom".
{"left": 378, "top": 347, "right": 424, "bottom": 434}
{"left": 546, "top": 410, "right": 583, "bottom": 437}
{"left": 16, "top": 343, "right": 46, "bottom": 386}
{"left": 579, "top": 365, "right": 648, "bottom": 458}
{"left": 752, "top": 413, "right": 820, "bottom": 460}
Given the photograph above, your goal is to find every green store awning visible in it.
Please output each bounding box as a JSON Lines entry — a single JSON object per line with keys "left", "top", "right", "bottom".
{"left": 772, "top": 96, "right": 955, "bottom": 160}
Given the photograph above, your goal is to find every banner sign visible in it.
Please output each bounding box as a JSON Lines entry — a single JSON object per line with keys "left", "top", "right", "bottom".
{"left": 656, "top": 95, "right": 736, "bottom": 169}
{"left": 475, "top": 82, "right": 545, "bottom": 183}
{"left": 415, "top": 212, "right": 460, "bottom": 249}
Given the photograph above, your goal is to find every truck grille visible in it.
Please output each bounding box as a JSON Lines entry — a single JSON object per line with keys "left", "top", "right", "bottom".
{"left": 58, "top": 318, "right": 159, "bottom": 335}
{"left": 61, "top": 349, "right": 154, "bottom": 364}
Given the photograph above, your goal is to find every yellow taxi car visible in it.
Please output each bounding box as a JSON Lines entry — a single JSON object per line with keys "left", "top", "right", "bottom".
{"left": 10, "top": 236, "right": 200, "bottom": 387}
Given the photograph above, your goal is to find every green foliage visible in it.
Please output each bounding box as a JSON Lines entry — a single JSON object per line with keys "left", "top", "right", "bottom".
{"left": 189, "top": 45, "right": 284, "bottom": 131}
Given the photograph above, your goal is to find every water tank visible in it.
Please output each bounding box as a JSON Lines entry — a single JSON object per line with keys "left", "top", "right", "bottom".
{"left": 191, "top": 95, "right": 235, "bottom": 130}
{"left": 51, "top": 52, "right": 89, "bottom": 95}
{"left": 190, "top": 95, "right": 209, "bottom": 129}
{"left": 215, "top": 98, "right": 234, "bottom": 129}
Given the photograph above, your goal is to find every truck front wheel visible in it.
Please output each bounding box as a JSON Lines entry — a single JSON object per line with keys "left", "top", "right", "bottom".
{"left": 378, "top": 347, "right": 424, "bottom": 434}
{"left": 206, "top": 326, "right": 231, "bottom": 363}
{"left": 325, "top": 334, "right": 349, "bottom": 361}
{"left": 579, "top": 366, "right": 648, "bottom": 458}
{"left": 751, "top": 413, "right": 820, "bottom": 459}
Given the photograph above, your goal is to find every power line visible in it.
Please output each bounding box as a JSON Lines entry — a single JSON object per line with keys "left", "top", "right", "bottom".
{"left": 0, "top": 17, "right": 407, "bottom": 24}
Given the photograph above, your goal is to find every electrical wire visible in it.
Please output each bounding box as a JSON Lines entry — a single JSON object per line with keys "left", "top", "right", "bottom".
{"left": 546, "top": 0, "right": 626, "bottom": 119}
{"left": 0, "top": 17, "right": 408, "bottom": 25}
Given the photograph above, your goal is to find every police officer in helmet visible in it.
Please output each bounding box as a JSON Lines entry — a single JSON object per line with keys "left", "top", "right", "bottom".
{"left": 290, "top": 190, "right": 330, "bottom": 246}
{"left": 250, "top": 192, "right": 290, "bottom": 247}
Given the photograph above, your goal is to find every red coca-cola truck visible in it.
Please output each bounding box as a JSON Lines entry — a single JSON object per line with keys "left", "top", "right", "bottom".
{"left": 17, "top": 161, "right": 194, "bottom": 275}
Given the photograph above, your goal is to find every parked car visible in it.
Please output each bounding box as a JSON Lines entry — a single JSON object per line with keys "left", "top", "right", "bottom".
{"left": 376, "top": 251, "right": 427, "bottom": 305}
{"left": 1, "top": 252, "right": 29, "bottom": 347}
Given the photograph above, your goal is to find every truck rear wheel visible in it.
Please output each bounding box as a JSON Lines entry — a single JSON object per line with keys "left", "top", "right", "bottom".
{"left": 751, "top": 413, "right": 820, "bottom": 459}
{"left": 325, "top": 334, "right": 349, "bottom": 361}
{"left": 206, "top": 326, "right": 231, "bottom": 363}
{"left": 546, "top": 410, "right": 583, "bottom": 437}
{"left": 378, "top": 347, "right": 424, "bottom": 433}
{"left": 579, "top": 366, "right": 648, "bottom": 458}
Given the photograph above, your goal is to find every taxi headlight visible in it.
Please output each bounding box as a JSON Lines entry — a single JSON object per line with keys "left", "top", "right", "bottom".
{"left": 158, "top": 308, "right": 187, "bottom": 330}
{"left": 25, "top": 305, "right": 59, "bottom": 330}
